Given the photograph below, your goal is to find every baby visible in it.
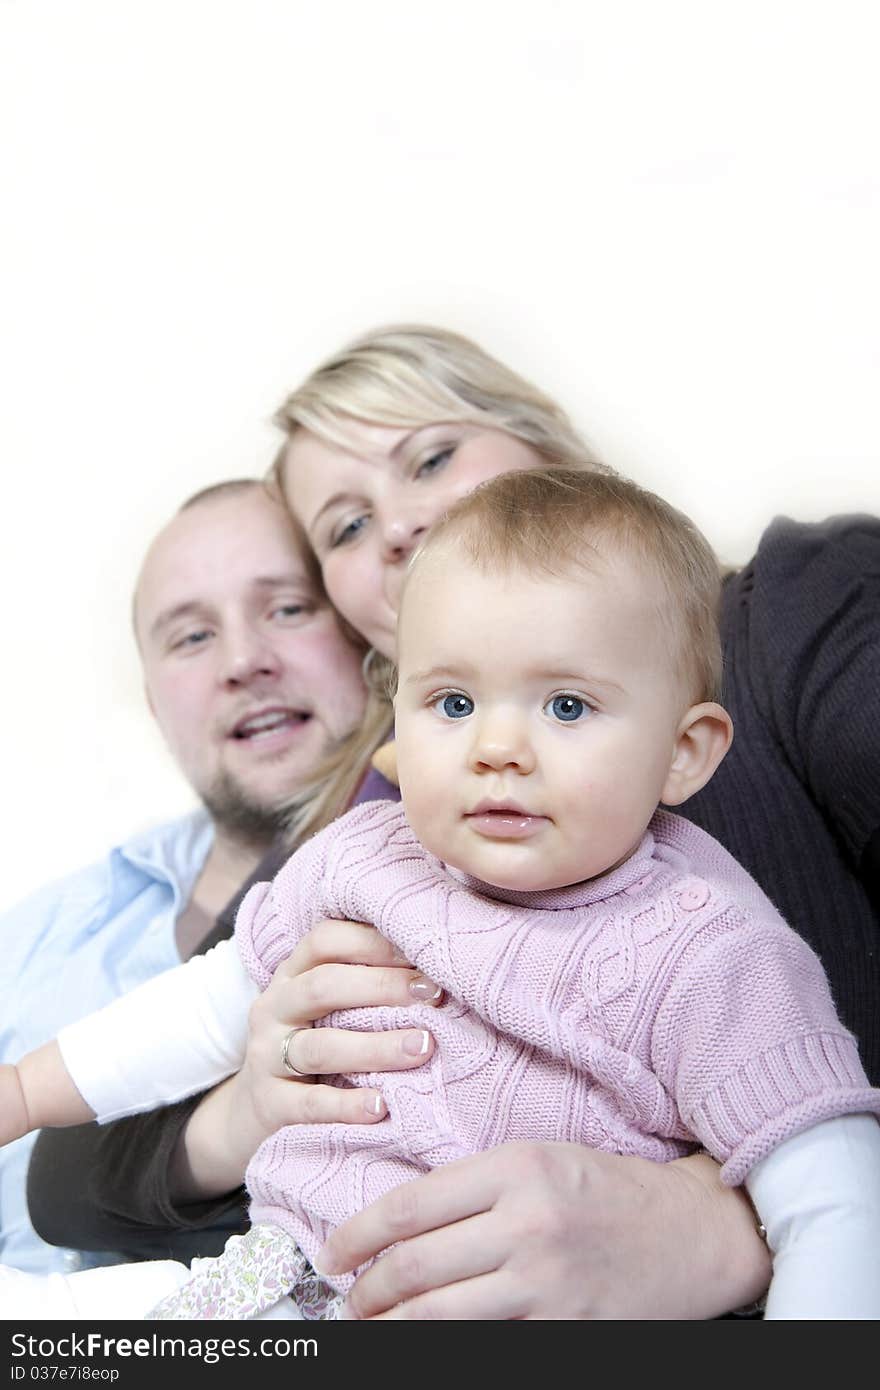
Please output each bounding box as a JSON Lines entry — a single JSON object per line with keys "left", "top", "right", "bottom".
{"left": 3, "top": 468, "right": 880, "bottom": 1320}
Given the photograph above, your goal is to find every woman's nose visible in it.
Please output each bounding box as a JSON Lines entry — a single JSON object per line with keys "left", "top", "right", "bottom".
{"left": 379, "top": 509, "right": 429, "bottom": 562}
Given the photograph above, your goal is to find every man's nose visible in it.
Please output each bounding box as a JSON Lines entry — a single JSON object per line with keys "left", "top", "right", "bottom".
{"left": 218, "top": 624, "right": 282, "bottom": 686}
{"left": 469, "top": 710, "right": 536, "bottom": 775}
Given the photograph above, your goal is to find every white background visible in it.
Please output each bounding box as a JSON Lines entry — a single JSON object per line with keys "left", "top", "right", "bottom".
{"left": 1, "top": 0, "right": 878, "bottom": 907}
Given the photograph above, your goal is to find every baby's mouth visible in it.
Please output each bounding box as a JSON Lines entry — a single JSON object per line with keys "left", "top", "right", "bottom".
{"left": 464, "top": 803, "right": 550, "bottom": 840}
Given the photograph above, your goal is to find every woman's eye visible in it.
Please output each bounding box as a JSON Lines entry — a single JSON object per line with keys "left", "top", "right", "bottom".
{"left": 544, "top": 694, "right": 588, "bottom": 723}
{"left": 331, "top": 514, "right": 368, "bottom": 548}
{"left": 272, "top": 603, "right": 306, "bottom": 621}
{"left": 433, "top": 693, "right": 474, "bottom": 720}
{"left": 416, "top": 446, "right": 455, "bottom": 479}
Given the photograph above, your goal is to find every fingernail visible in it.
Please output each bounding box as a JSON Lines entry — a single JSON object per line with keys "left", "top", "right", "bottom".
{"left": 409, "top": 974, "right": 443, "bottom": 1001}
{"left": 390, "top": 946, "right": 411, "bottom": 964}
{"left": 402, "top": 1029, "right": 431, "bottom": 1057}
{"left": 364, "top": 1091, "right": 387, "bottom": 1117}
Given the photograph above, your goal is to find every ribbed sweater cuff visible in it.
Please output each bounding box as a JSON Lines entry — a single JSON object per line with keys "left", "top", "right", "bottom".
{"left": 689, "top": 1031, "right": 880, "bottom": 1186}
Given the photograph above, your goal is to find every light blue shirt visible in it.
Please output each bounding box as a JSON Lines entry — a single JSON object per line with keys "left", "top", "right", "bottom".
{"left": 0, "top": 809, "right": 214, "bottom": 1274}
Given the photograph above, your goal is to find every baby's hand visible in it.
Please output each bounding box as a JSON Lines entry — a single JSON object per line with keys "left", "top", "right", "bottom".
{"left": 0, "top": 1043, "right": 93, "bottom": 1147}
{"left": 0, "top": 1063, "right": 31, "bottom": 1146}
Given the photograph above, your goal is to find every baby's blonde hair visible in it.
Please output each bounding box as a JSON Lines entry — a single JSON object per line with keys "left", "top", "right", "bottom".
{"left": 407, "top": 468, "right": 723, "bottom": 704}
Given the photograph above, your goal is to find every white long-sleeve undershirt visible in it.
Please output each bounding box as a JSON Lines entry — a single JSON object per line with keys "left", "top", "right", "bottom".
{"left": 58, "top": 937, "right": 254, "bottom": 1120}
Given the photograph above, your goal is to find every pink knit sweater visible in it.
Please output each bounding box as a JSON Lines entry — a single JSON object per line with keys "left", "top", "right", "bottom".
{"left": 237, "top": 801, "right": 879, "bottom": 1285}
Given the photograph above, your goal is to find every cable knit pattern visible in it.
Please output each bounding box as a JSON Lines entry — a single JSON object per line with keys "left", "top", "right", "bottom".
{"left": 236, "top": 801, "right": 879, "bottom": 1294}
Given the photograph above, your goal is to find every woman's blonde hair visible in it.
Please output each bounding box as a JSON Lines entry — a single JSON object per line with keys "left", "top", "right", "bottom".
{"left": 272, "top": 324, "right": 612, "bottom": 847}
{"left": 272, "top": 323, "right": 598, "bottom": 476}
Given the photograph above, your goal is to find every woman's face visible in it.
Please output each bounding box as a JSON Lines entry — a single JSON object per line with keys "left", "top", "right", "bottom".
{"left": 283, "top": 422, "right": 543, "bottom": 656}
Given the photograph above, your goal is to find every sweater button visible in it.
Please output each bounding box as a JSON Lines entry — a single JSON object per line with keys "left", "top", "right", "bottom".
{"left": 677, "top": 880, "right": 710, "bottom": 911}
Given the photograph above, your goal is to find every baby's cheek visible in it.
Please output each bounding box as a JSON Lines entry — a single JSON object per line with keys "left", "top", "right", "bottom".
{"left": 404, "top": 791, "right": 450, "bottom": 861}
{"left": 566, "top": 786, "right": 634, "bottom": 852}
{"left": 560, "top": 778, "right": 605, "bottom": 824}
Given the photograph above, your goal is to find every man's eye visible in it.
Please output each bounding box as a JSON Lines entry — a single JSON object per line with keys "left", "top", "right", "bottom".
{"left": 331, "top": 514, "right": 368, "bottom": 548}
{"left": 433, "top": 692, "right": 474, "bottom": 720}
{"left": 173, "top": 630, "right": 211, "bottom": 651}
{"left": 415, "top": 446, "right": 455, "bottom": 479}
{"left": 544, "top": 694, "right": 589, "bottom": 723}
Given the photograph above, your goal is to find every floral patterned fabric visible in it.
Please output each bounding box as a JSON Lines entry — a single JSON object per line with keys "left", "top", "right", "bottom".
{"left": 146, "top": 1224, "right": 342, "bottom": 1321}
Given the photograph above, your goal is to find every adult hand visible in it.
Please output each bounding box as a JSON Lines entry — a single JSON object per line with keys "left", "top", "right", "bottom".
{"left": 173, "top": 918, "right": 441, "bottom": 1199}
{"left": 316, "top": 1143, "right": 771, "bottom": 1320}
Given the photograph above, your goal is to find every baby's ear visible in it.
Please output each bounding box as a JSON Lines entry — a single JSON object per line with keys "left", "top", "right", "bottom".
{"left": 661, "top": 703, "right": 733, "bottom": 806}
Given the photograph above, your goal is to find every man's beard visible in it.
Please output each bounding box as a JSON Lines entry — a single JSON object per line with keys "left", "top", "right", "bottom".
{"left": 200, "top": 770, "right": 291, "bottom": 847}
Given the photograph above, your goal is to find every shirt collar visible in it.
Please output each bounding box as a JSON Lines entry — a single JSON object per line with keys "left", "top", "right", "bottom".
{"left": 117, "top": 807, "right": 214, "bottom": 907}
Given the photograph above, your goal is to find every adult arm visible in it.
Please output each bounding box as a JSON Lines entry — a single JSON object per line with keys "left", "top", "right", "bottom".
{"left": 28, "top": 1100, "right": 249, "bottom": 1262}
{"left": 862, "top": 826, "right": 880, "bottom": 916}
{"left": 0, "top": 939, "right": 252, "bottom": 1174}
{"left": 756, "top": 516, "right": 880, "bottom": 877}
{"left": 315, "top": 1143, "right": 770, "bottom": 1319}
{"left": 691, "top": 515, "right": 880, "bottom": 1082}
{"left": 26, "top": 895, "right": 256, "bottom": 1262}
{"left": 27, "top": 918, "right": 440, "bottom": 1257}
{"left": 56, "top": 936, "right": 254, "bottom": 1123}
{"left": 318, "top": 1117, "right": 880, "bottom": 1321}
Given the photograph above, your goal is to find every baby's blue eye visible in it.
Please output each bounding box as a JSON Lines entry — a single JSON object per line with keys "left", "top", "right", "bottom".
{"left": 437, "top": 693, "right": 474, "bottom": 719}
{"left": 546, "top": 695, "right": 587, "bottom": 722}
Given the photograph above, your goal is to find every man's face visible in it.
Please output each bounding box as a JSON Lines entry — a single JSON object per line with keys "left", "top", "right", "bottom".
{"left": 394, "top": 546, "right": 688, "bottom": 893}
{"left": 135, "top": 488, "right": 367, "bottom": 840}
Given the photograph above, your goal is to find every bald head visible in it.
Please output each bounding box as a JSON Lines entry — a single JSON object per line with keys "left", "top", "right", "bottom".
{"left": 135, "top": 481, "right": 284, "bottom": 642}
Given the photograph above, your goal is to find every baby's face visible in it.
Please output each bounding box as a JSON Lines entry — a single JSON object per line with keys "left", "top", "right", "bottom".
{"left": 394, "top": 548, "right": 690, "bottom": 892}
